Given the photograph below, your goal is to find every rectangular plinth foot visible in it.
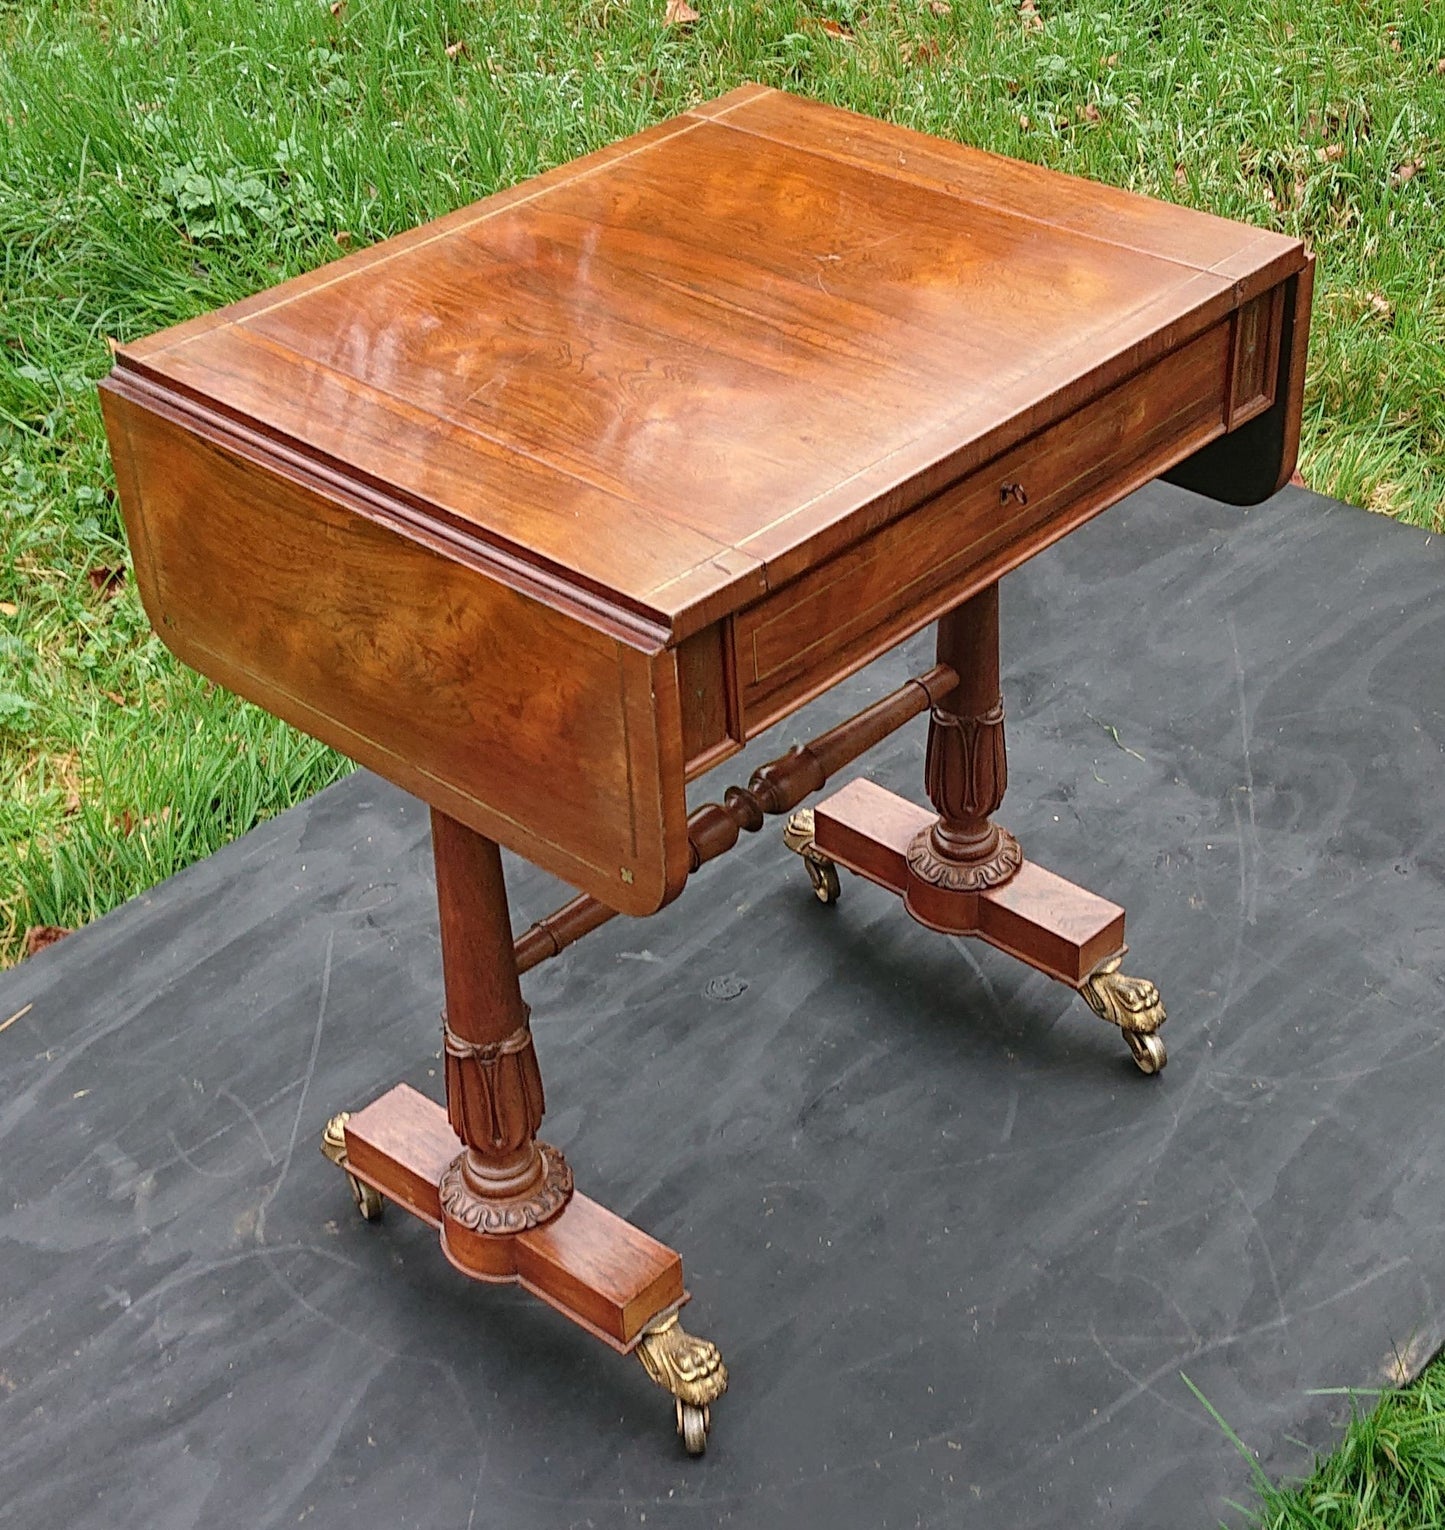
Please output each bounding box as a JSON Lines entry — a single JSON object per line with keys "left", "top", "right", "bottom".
{"left": 814, "top": 777, "right": 1125, "bottom": 985}
{"left": 340, "top": 1084, "right": 685, "bottom": 1351}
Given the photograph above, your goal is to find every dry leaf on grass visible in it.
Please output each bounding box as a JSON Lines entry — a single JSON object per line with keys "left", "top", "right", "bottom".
{"left": 1019, "top": 0, "right": 1043, "bottom": 32}
{"left": 0, "top": 601, "right": 17, "bottom": 617}
{"left": 1173, "top": 163, "right": 1188, "bottom": 189}
{"left": 904, "top": 37, "right": 940, "bottom": 64}
{"left": 1289, "top": 469, "right": 1308, "bottom": 488}
{"left": 24, "top": 926, "right": 72, "bottom": 957}
{"left": 444, "top": 39, "right": 467, "bottom": 58}
{"left": 1392, "top": 159, "right": 1422, "bottom": 186}
{"left": 1078, "top": 101, "right": 1101, "bottom": 123}
{"left": 87, "top": 566, "right": 125, "bottom": 599}
{"left": 664, "top": 0, "right": 700, "bottom": 23}
{"left": 929, "top": 0, "right": 951, "bottom": 12}
{"left": 1379, "top": 1333, "right": 1436, "bottom": 1388}
{"left": 1315, "top": 142, "right": 1345, "bottom": 162}
{"left": 1367, "top": 291, "right": 1394, "bottom": 321}
{"left": 816, "top": 17, "right": 856, "bottom": 40}
{"left": 1366, "top": 480, "right": 1403, "bottom": 514}
{"left": 119, "top": 805, "right": 172, "bottom": 835}
{"left": 50, "top": 750, "right": 82, "bottom": 817}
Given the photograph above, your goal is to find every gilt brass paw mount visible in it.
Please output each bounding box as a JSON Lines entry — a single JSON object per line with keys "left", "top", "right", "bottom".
{"left": 636, "top": 1311, "right": 729, "bottom": 1455}
{"left": 782, "top": 807, "right": 842, "bottom": 904}
{"left": 320, "top": 1111, "right": 385, "bottom": 1221}
{"left": 1080, "top": 955, "right": 1167, "bottom": 1074}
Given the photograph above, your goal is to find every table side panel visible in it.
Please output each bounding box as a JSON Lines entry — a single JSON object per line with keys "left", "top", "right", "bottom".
{"left": 1163, "top": 260, "right": 1314, "bottom": 506}
{"left": 99, "top": 383, "right": 690, "bottom": 916}
{"left": 676, "top": 622, "right": 742, "bottom": 779}
{"left": 735, "top": 315, "right": 1234, "bottom": 734}
{"left": 1227, "top": 284, "right": 1283, "bottom": 428}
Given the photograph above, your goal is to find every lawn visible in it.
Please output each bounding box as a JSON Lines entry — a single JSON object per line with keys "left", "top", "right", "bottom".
{"left": 2, "top": 0, "right": 1443, "bottom": 1520}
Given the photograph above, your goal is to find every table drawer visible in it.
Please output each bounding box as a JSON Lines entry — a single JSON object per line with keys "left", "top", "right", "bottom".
{"left": 734, "top": 316, "right": 1235, "bottom": 733}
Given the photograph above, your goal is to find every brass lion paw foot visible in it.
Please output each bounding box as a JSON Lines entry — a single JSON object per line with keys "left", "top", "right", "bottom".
{"left": 782, "top": 807, "right": 842, "bottom": 905}
{"left": 320, "top": 1112, "right": 385, "bottom": 1220}
{"left": 636, "top": 1311, "right": 729, "bottom": 1455}
{"left": 1080, "top": 955, "right": 1167, "bottom": 1075}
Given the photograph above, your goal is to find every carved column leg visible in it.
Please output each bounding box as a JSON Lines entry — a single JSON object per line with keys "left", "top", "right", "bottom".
{"left": 319, "top": 809, "right": 728, "bottom": 1452}
{"left": 808, "top": 584, "right": 1169, "bottom": 1074}
{"left": 429, "top": 810, "right": 573, "bottom": 1273}
{"left": 906, "top": 583, "right": 1023, "bottom": 891}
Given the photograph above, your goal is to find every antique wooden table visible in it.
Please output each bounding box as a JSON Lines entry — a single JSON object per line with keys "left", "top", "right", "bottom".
{"left": 99, "top": 86, "right": 1312, "bottom": 1454}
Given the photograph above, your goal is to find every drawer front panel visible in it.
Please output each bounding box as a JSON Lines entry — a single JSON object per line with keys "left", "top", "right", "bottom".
{"left": 735, "top": 319, "right": 1233, "bottom": 734}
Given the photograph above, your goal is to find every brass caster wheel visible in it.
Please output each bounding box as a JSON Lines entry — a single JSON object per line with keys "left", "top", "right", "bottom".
{"left": 347, "top": 1172, "right": 385, "bottom": 1221}
{"left": 805, "top": 854, "right": 841, "bottom": 905}
{"left": 677, "top": 1400, "right": 710, "bottom": 1456}
{"left": 637, "top": 1311, "right": 727, "bottom": 1456}
{"left": 1125, "top": 1030, "right": 1167, "bottom": 1075}
{"left": 1080, "top": 955, "right": 1167, "bottom": 1079}
{"left": 782, "top": 808, "right": 842, "bottom": 906}
{"left": 321, "top": 1111, "right": 384, "bottom": 1221}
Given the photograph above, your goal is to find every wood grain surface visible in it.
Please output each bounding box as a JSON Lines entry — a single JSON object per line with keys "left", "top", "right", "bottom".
{"left": 344, "top": 1084, "right": 685, "bottom": 1347}
{"left": 100, "top": 85, "right": 1310, "bottom": 912}
{"left": 99, "top": 381, "right": 690, "bottom": 914}
{"left": 106, "top": 84, "right": 1309, "bottom": 637}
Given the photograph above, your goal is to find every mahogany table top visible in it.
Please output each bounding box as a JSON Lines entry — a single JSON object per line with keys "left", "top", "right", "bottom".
{"left": 111, "top": 84, "right": 1308, "bottom": 641}
{"left": 101, "top": 88, "right": 1312, "bottom": 913}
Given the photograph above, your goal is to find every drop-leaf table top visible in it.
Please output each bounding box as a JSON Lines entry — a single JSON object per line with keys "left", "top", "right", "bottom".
{"left": 100, "top": 84, "right": 1311, "bottom": 916}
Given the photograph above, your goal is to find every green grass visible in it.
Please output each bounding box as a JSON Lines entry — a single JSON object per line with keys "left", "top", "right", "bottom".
{"left": 1249, "top": 1380, "right": 1445, "bottom": 1529}
{"left": 3, "top": 0, "right": 1442, "bottom": 961}
{"left": 1190, "top": 1369, "right": 1445, "bottom": 1529}
{"left": 1, "top": 2, "right": 1443, "bottom": 1516}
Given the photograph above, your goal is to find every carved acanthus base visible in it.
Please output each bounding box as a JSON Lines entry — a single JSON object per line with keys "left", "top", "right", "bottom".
{"left": 924, "top": 696, "right": 1008, "bottom": 819}
{"left": 443, "top": 1015, "right": 545, "bottom": 1155}
{"left": 438, "top": 1140, "right": 573, "bottom": 1235}
{"left": 905, "top": 822, "right": 1022, "bottom": 891}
